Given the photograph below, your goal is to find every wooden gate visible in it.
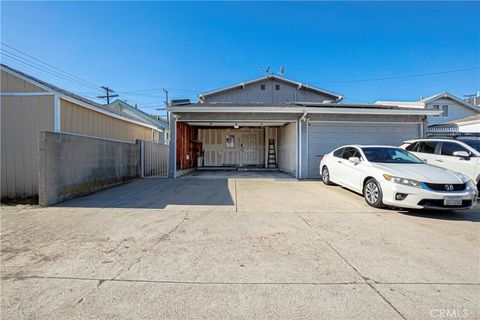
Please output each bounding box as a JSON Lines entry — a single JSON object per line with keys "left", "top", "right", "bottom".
{"left": 141, "top": 141, "right": 169, "bottom": 178}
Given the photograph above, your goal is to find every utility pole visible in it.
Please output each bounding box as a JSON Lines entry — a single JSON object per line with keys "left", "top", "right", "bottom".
{"left": 163, "top": 88, "right": 169, "bottom": 124}
{"left": 97, "top": 86, "right": 119, "bottom": 104}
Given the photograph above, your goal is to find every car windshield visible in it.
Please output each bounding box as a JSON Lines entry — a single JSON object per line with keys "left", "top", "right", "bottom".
{"left": 458, "top": 139, "right": 480, "bottom": 153}
{"left": 361, "top": 147, "right": 424, "bottom": 164}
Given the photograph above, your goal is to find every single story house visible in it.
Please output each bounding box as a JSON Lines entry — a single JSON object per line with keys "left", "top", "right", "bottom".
{"left": 1, "top": 64, "right": 161, "bottom": 199}
{"left": 376, "top": 92, "right": 480, "bottom": 126}
{"left": 167, "top": 74, "right": 438, "bottom": 179}
{"left": 427, "top": 114, "right": 480, "bottom": 137}
{"left": 109, "top": 99, "right": 170, "bottom": 143}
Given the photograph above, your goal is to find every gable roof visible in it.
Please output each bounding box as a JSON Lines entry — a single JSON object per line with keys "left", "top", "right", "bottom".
{"left": 108, "top": 99, "right": 169, "bottom": 130}
{"left": 198, "top": 74, "right": 344, "bottom": 102}
{"left": 1, "top": 63, "right": 158, "bottom": 130}
{"left": 422, "top": 92, "right": 480, "bottom": 113}
{"left": 376, "top": 92, "right": 480, "bottom": 113}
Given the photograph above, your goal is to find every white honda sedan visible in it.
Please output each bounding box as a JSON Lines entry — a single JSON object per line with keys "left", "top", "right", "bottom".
{"left": 320, "top": 145, "right": 477, "bottom": 210}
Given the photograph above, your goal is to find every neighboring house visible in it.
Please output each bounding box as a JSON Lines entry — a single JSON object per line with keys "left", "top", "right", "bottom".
{"left": 167, "top": 74, "right": 437, "bottom": 179}
{"left": 1, "top": 64, "right": 161, "bottom": 199}
{"left": 427, "top": 114, "right": 480, "bottom": 137}
{"left": 376, "top": 92, "right": 480, "bottom": 126}
{"left": 466, "top": 91, "right": 480, "bottom": 106}
{"left": 109, "top": 99, "right": 170, "bottom": 144}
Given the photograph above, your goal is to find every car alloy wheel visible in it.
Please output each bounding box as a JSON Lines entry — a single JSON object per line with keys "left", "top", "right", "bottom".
{"left": 364, "top": 178, "right": 384, "bottom": 208}
{"left": 322, "top": 167, "right": 332, "bottom": 185}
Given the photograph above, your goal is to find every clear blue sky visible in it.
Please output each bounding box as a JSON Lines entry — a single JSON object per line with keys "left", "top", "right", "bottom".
{"left": 2, "top": 1, "right": 479, "bottom": 115}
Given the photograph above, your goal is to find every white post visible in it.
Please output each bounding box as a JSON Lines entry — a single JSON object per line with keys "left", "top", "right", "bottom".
{"left": 54, "top": 95, "right": 61, "bottom": 132}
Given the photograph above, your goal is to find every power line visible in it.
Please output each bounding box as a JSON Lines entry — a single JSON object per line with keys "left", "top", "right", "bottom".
{"left": 1, "top": 51, "right": 102, "bottom": 92}
{"left": 97, "top": 86, "right": 119, "bottom": 104}
{"left": 1, "top": 43, "right": 101, "bottom": 90}
{"left": 309, "top": 66, "right": 480, "bottom": 84}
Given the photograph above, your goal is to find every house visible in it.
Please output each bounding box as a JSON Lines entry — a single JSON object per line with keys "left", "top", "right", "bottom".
{"left": 376, "top": 92, "right": 480, "bottom": 126}
{"left": 167, "top": 74, "right": 438, "bottom": 179}
{"left": 1, "top": 64, "right": 162, "bottom": 199}
{"left": 108, "top": 99, "right": 170, "bottom": 143}
{"left": 427, "top": 114, "right": 480, "bottom": 137}
{"left": 466, "top": 91, "right": 480, "bottom": 106}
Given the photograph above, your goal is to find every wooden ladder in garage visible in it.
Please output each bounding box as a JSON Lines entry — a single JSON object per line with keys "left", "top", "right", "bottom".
{"left": 267, "top": 139, "right": 277, "bottom": 168}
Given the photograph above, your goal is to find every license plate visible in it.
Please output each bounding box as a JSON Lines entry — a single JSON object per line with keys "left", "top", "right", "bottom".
{"left": 444, "top": 196, "right": 463, "bottom": 206}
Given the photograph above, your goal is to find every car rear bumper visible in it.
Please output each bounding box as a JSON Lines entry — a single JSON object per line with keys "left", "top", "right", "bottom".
{"left": 380, "top": 181, "right": 477, "bottom": 210}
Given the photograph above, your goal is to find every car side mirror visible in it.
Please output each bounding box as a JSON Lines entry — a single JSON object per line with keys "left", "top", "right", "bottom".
{"left": 453, "top": 151, "right": 470, "bottom": 159}
{"left": 349, "top": 157, "right": 361, "bottom": 164}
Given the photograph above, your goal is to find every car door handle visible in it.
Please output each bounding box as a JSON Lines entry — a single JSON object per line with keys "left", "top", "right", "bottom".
{"left": 337, "top": 160, "right": 342, "bottom": 163}
{"left": 435, "top": 159, "right": 443, "bottom": 162}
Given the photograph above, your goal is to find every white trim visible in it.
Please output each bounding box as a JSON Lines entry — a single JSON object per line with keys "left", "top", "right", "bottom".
{"left": 423, "top": 92, "right": 480, "bottom": 112}
{"left": 198, "top": 74, "right": 344, "bottom": 101}
{"left": 0, "top": 92, "right": 54, "bottom": 96}
{"left": 1, "top": 65, "right": 158, "bottom": 130}
{"left": 308, "top": 120, "right": 424, "bottom": 124}
{"left": 295, "top": 121, "right": 299, "bottom": 179}
{"left": 168, "top": 105, "right": 440, "bottom": 116}
{"left": 54, "top": 95, "right": 61, "bottom": 132}
{"left": 306, "top": 118, "right": 309, "bottom": 178}
{"left": 298, "top": 119, "right": 302, "bottom": 179}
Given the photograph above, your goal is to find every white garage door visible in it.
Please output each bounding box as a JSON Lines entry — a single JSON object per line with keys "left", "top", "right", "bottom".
{"left": 307, "top": 122, "right": 421, "bottom": 178}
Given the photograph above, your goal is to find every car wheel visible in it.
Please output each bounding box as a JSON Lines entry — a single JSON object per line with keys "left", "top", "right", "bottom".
{"left": 364, "top": 178, "right": 385, "bottom": 208}
{"left": 321, "top": 166, "right": 333, "bottom": 185}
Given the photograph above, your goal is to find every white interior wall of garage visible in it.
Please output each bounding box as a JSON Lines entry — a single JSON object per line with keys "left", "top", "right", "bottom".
{"left": 306, "top": 121, "right": 423, "bottom": 178}
{"left": 277, "top": 123, "right": 297, "bottom": 175}
{"left": 198, "top": 127, "right": 265, "bottom": 166}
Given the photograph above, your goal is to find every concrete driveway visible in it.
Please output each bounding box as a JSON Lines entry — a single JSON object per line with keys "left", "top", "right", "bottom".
{"left": 1, "top": 175, "right": 479, "bottom": 319}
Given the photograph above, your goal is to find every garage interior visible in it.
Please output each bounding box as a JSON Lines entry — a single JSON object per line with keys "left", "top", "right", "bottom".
{"left": 176, "top": 121, "right": 297, "bottom": 177}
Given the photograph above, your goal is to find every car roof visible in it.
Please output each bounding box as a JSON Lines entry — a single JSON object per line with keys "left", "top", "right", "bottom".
{"left": 337, "top": 145, "right": 402, "bottom": 149}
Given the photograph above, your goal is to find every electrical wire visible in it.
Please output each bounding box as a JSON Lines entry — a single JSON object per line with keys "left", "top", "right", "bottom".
{"left": 1, "top": 42, "right": 100, "bottom": 89}
{"left": 308, "top": 66, "right": 480, "bottom": 84}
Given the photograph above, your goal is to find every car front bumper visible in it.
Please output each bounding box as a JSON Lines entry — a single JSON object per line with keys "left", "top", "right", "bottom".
{"left": 380, "top": 181, "right": 478, "bottom": 210}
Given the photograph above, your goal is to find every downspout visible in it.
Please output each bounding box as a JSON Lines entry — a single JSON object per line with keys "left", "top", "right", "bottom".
{"left": 298, "top": 110, "right": 308, "bottom": 179}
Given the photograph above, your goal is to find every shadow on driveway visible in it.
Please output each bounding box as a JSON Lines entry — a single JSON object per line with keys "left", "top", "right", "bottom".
{"left": 57, "top": 178, "right": 235, "bottom": 209}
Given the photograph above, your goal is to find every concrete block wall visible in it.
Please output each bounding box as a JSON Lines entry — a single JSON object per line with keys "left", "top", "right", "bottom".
{"left": 39, "top": 131, "right": 140, "bottom": 206}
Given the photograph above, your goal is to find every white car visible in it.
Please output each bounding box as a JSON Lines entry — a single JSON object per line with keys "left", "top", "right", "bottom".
{"left": 400, "top": 138, "right": 480, "bottom": 192}
{"left": 320, "top": 145, "right": 477, "bottom": 210}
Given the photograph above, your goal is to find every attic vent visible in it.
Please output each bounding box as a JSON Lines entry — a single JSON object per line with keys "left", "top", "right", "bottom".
{"left": 260, "top": 84, "right": 266, "bottom": 90}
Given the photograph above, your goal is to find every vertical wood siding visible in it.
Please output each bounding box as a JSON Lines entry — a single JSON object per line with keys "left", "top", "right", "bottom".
{"left": 1, "top": 95, "right": 54, "bottom": 198}
{"left": 277, "top": 123, "right": 297, "bottom": 174}
{"left": 176, "top": 122, "right": 198, "bottom": 170}
{"left": 1, "top": 70, "right": 47, "bottom": 92}
{"left": 60, "top": 99, "right": 153, "bottom": 142}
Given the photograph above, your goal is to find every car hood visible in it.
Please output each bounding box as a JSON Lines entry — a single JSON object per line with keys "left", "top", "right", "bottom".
{"left": 372, "top": 163, "right": 464, "bottom": 184}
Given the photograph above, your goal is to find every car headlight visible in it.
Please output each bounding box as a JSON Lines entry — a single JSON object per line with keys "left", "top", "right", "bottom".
{"left": 467, "top": 179, "right": 476, "bottom": 190}
{"left": 383, "top": 174, "right": 423, "bottom": 189}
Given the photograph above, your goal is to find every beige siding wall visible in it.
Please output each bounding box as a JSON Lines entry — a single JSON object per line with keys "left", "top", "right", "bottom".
{"left": 1, "top": 95, "right": 54, "bottom": 198}
{"left": 1, "top": 70, "right": 47, "bottom": 92}
{"left": 199, "top": 127, "right": 265, "bottom": 166}
{"left": 277, "top": 123, "right": 297, "bottom": 174}
{"left": 60, "top": 99, "right": 153, "bottom": 142}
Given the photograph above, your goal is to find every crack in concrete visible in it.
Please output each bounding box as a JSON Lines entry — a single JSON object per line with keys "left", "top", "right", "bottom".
{"left": 61, "top": 212, "right": 190, "bottom": 309}
{"left": 296, "top": 214, "right": 407, "bottom": 320}
{"left": 4, "top": 275, "right": 479, "bottom": 286}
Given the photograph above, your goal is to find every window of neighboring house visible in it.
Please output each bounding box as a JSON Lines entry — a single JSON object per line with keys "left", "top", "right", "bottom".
{"left": 225, "top": 135, "right": 235, "bottom": 148}
{"left": 441, "top": 105, "right": 449, "bottom": 117}
{"left": 440, "top": 142, "right": 470, "bottom": 157}
{"left": 275, "top": 84, "right": 280, "bottom": 90}
{"left": 260, "top": 84, "right": 266, "bottom": 90}
{"left": 416, "top": 141, "right": 438, "bottom": 154}
{"left": 432, "top": 105, "right": 440, "bottom": 117}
